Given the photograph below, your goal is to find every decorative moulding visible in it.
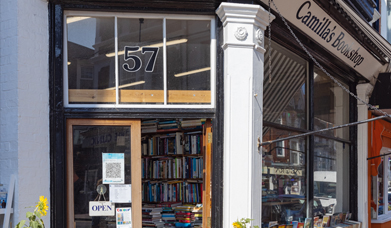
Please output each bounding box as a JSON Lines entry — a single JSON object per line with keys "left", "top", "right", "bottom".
{"left": 234, "top": 27, "right": 248, "bottom": 41}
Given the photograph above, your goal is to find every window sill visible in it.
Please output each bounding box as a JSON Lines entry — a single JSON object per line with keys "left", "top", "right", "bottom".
{"left": 372, "top": 214, "right": 391, "bottom": 223}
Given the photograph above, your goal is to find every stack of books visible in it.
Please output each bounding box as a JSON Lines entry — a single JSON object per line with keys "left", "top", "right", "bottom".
{"left": 158, "top": 120, "right": 180, "bottom": 130}
{"left": 174, "top": 205, "right": 195, "bottom": 227}
{"left": 181, "top": 119, "right": 203, "bottom": 129}
{"left": 142, "top": 206, "right": 164, "bottom": 227}
{"left": 192, "top": 205, "right": 203, "bottom": 227}
{"left": 142, "top": 119, "right": 158, "bottom": 133}
{"left": 160, "top": 202, "right": 182, "bottom": 227}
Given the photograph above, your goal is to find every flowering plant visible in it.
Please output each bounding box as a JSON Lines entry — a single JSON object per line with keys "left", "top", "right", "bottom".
{"left": 15, "top": 196, "right": 48, "bottom": 228}
{"left": 232, "top": 218, "right": 259, "bottom": 228}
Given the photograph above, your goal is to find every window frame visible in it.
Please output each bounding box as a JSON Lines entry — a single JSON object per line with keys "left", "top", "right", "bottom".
{"left": 63, "top": 11, "right": 216, "bottom": 109}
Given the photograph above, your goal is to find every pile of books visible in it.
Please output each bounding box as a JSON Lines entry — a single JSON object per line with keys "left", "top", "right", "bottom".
{"left": 142, "top": 120, "right": 158, "bottom": 133}
{"left": 173, "top": 204, "right": 203, "bottom": 227}
{"left": 142, "top": 206, "right": 164, "bottom": 228}
{"left": 267, "top": 212, "right": 362, "bottom": 228}
{"left": 192, "top": 205, "right": 203, "bottom": 227}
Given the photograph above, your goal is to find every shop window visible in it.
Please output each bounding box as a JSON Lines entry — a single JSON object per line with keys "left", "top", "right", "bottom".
{"left": 371, "top": 154, "right": 391, "bottom": 219}
{"left": 262, "top": 128, "right": 306, "bottom": 223}
{"left": 263, "top": 41, "right": 307, "bottom": 130}
{"left": 263, "top": 42, "right": 351, "bottom": 226}
{"left": 314, "top": 137, "right": 350, "bottom": 214}
{"left": 314, "top": 68, "right": 349, "bottom": 140}
{"left": 64, "top": 13, "right": 215, "bottom": 108}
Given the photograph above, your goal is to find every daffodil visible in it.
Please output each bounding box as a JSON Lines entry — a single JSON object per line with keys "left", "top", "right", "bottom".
{"left": 36, "top": 196, "right": 49, "bottom": 216}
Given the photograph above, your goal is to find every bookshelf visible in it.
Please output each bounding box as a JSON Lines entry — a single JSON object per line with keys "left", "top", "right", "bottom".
{"left": 141, "top": 118, "right": 212, "bottom": 228}
{"left": 141, "top": 119, "right": 204, "bottom": 205}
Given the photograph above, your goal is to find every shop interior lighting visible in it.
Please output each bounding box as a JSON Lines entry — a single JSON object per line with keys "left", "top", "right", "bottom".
{"left": 105, "top": 80, "right": 145, "bottom": 90}
{"left": 174, "top": 67, "right": 211, "bottom": 77}
{"left": 105, "top": 39, "right": 188, "bottom": 57}
{"left": 66, "top": 17, "right": 91, "bottom": 24}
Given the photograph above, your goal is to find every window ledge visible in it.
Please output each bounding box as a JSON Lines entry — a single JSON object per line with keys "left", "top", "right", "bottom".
{"left": 372, "top": 214, "right": 391, "bottom": 223}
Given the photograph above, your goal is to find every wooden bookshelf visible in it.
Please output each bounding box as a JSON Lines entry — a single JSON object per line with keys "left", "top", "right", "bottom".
{"left": 141, "top": 118, "right": 212, "bottom": 228}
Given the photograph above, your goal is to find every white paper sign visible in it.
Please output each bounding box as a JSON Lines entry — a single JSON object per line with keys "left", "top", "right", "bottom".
{"left": 103, "top": 153, "right": 125, "bottom": 184}
{"left": 110, "top": 184, "right": 132, "bottom": 203}
{"left": 89, "top": 201, "right": 115, "bottom": 216}
{"left": 116, "top": 208, "right": 132, "bottom": 228}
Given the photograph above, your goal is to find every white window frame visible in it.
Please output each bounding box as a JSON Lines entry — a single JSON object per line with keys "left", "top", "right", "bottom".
{"left": 63, "top": 11, "right": 216, "bottom": 109}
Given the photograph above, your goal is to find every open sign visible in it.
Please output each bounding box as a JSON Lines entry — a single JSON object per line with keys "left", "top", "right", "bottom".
{"left": 89, "top": 201, "right": 115, "bottom": 216}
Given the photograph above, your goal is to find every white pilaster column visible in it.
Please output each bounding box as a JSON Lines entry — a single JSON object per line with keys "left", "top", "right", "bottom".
{"left": 216, "top": 3, "right": 274, "bottom": 227}
{"left": 357, "top": 83, "right": 373, "bottom": 228}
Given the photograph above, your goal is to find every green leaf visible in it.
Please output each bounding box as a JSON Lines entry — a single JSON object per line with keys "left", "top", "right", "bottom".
{"left": 15, "top": 220, "right": 26, "bottom": 228}
{"left": 31, "top": 221, "right": 38, "bottom": 228}
{"left": 26, "top": 212, "right": 33, "bottom": 218}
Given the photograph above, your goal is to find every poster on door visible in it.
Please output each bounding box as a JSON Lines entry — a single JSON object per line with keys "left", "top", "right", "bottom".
{"left": 116, "top": 208, "right": 132, "bottom": 228}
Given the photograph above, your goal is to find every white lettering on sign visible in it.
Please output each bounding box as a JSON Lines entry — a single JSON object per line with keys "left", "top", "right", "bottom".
{"left": 89, "top": 201, "right": 115, "bottom": 216}
{"left": 263, "top": 0, "right": 383, "bottom": 79}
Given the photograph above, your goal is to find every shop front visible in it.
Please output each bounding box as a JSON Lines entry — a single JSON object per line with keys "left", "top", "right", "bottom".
{"left": 48, "top": 1, "right": 389, "bottom": 228}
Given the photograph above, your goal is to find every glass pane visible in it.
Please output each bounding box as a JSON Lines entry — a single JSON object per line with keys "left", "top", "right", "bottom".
{"left": 264, "top": 41, "right": 306, "bottom": 129}
{"left": 67, "top": 17, "right": 115, "bottom": 104}
{"left": 378, "top": 158, "right": 384, "bottom": 216}
{"left": 166, "top": 20, "right": 211, "bottom": 105}
{"left": 118, "top": 18, "right": 164, "bottom": 104}
{"left": 262, "top": 127, "right": 306, "bottom": 224}
{"left": 314, "top": 68, "right": 349, "bottom": 140}
{"left": 72, "top": 126, "right": 131, "bottom": 228}
{"left": 314, "top": 137, "right": 349, "bottom": 217}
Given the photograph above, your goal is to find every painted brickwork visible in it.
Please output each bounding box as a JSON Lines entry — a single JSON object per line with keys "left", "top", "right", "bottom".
{"left": 0, "top": 0, "right": 49, "bottom": 226}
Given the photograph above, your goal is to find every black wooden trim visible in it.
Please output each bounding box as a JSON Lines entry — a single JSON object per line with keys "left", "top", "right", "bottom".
{"left": 349, "top": 82, "right": 358, "bottom": 220}
{"left": 52, "top": 1, "right": 222, "bottom": 14}
{"left": 49, "top": 3, "right": 66, "bottom": 228}
{"left": 307, "top": 61, "right": 315, "bottom": 221}
{"left": 211, "top": 16, "right": 224, "bottom": 228}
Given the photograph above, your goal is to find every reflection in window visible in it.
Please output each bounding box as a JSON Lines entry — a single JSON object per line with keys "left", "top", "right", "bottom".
{"left": 166, "top": 20, "right": 211, "bottom": 104}
{"left": 67, "top": 17, "right": 115, "bottom": 104}
{"left": 314, "top": 68, "right": 349, "bottom": 140}
{"left": 262, "top": 128, "right": 306, "bottom": 224}
{"left": 72, "top": 126, "right": 131, "bottom": 227}
{"left": 117, "top": 18, "right": 164, "bottom": 104}
{"left": 263, "top": 41, "right": 306, "bottom": 129}
{"left": 314, "top": 137, "right": 349, "bottom": 214}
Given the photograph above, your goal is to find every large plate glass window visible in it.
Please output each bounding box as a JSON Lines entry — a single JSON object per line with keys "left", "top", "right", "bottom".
{"left": 64, "top": 13, "right": 215, "bottom": 108}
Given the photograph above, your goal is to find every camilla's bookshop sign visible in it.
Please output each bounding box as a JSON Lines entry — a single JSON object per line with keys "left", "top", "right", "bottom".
{"left": 266, "top": 0, "right": 383, "bottom": 79}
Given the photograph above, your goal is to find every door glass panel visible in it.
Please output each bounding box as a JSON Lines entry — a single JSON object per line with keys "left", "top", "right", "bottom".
{"left": 67, "top": 17, "right": 116, "bottom": 104}
{"left": 117, "top": 18, "right": 164, "bottom": 104}
{"left": 72, "top": 126, "right": 131, "bottom": 228}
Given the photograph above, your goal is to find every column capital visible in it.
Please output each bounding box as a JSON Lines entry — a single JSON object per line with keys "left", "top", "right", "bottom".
{"left": 357, "top": 83, "right": 374, "bottom": 104}
{"left": 216, "top": 2, "right": 275, "bottom": 52}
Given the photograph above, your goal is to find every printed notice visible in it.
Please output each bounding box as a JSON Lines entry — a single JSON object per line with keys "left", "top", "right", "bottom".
{"left": 110, "top": 184, "right": 131, "bottom": 203}
{"left": 102, "top": 153, "right": 125, "bottom": 184}
{"left": 116, "top": 208, "right": 132, "bottom": 228}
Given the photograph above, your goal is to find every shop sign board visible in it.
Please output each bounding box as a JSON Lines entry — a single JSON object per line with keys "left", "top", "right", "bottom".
{"left": 89, "top": 201, "right": 115, "bottom": 216}
{"left": 266, "top": 0, "right": 383, "bottom": 79}
{"left": 263, "top": 166, "right": 303, "bottom": 176}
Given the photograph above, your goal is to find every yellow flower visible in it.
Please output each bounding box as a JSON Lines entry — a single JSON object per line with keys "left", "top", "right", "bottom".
{"left": 36, "top": 196, "right": 49, "bottom": 216}
{"left": 233, "top": 222, "right": 242, "bottom": 228}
